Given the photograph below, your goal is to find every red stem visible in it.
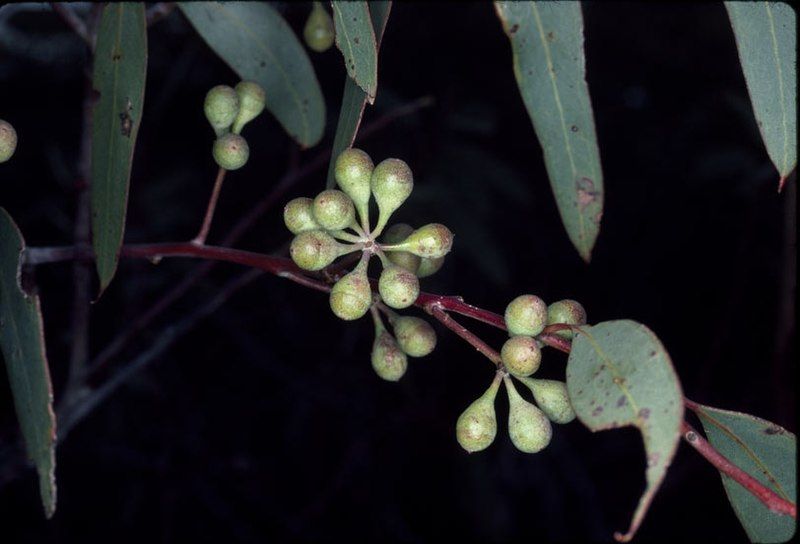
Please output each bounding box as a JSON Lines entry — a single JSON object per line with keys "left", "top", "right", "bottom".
{"left": 192, "top": 167, "right": 227, "bottom": 245}
{"left": 425, "top": 305, "right": 502, "bottom": 366}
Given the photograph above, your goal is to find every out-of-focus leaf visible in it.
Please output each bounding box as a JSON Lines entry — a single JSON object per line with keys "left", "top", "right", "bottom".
{"left": 693, "top": 403, "right": 796, "bottom": 543}
{"left": 566, "top": 320, "right": 683, "bottom": 542}
{"left": 331, "top": 1, "right": 378, "bottom": 101}
{"left": 326, "top": 1, "right": 392, "bottom": 188}
{"left": 90, "top": 2, "right": 147, "bottom": 295}
{"left": 180, "top": 1, "right": 325, "bottom": 147}
{"left": 725, "top": 2, "right": 796, "bottom": 190}
{"left": 0, "top": 207, "right": 57, "bottom": 518}
{"left": 495, "top": 1, "right": 603, "bottom": 262}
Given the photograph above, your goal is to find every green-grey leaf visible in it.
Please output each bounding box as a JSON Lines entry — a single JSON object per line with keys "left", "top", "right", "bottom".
{"left": 180, "top": 2, "right": 325, "bottom": 147}
{"left": 494, "top": 1, "right": 603, "bottom": 262}
{"left": 326, "top": 1, "right": 392, "bottom": 189}
{"left": 693, "top": 403, "right": 796, "bottom": 543}
{"left": 566, "top": 320, "right": 683, "bottom": 542}
{"left": 331, "top": 1, "right": 378, "bottom": 101}
{"left": 90, "top": 2, "right": 147, "bottom": 295}
{"left": 725, "top": 2, "right": 796, "bottom": 189}
{"left": 0, "top": 208, "right": 57, "bottom": 518}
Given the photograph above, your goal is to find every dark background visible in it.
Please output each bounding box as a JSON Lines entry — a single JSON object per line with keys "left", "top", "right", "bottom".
{"left": 0, "top": 2, "right": 795, "bottom": 542}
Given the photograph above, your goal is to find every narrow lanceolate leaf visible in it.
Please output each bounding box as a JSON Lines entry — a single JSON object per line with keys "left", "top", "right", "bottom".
{"left": 566, "top": 320, "right": 683, "bottom": 542}
{"left": 693, "top": 403, "right": 796, "bottom": 543}
{"left": 326, "top": 1, "right": 392, "bottom": 189}
{"left": 0, "top": 208, "right": 57, "bottom": 518}
{"left": 91, "top": 2, "right": 147, "bottom": 295}
{"left": 495, "top": 1, "right": 603, "bottom": 262}
{"left": 331, "top": 1, "right": 378, "bottom": 102}
{"left": 725, "top": 2, "right": 796, "bottom": 190}
{"left": 180, "top": 2, "right": 325, "bottom": 147}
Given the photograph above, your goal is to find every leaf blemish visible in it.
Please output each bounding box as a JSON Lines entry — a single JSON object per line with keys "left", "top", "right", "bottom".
{"left": 576, "top": 177, "right": 599, "bottom": 212}
{"left": 764, "top": 426, "right": 785, "bottom": 435}
{"left": 638, "top": 408, "right": 651, "bottom": 420}
{"left": 616, "top": 396, "right": 626, "bottom": 407}
{"left": 592, "top": 406, "right": 604, "bottom": 417}
{"left": 509, "top": 24, "right": 519, "bottom": 34}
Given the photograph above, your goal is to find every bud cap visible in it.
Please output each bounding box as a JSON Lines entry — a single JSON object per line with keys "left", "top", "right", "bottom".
{"left": 519, "top": 378, "right": 576, "bottom": 424}
{"left": 505, "top": 377, "right": 552, "bottom": 453}
{"left": 329, "top": 260, "right": 372, "bottom": 320}
{"left": 456, "top": 377, "right": 501, "bottom": 453}
{"left": 290, "top": 230, "right": 341, "bottom": 271}
{"left": 312, "top": 189, "right": 356, "bottom": 231}
{"left": 204, "top": 85, "right": 240, "bottom": 136}
{"left": 378, "top": 265, "right": 420, "bottom": 309}
{"left": 500, "top": 335, "right": 542, "bottom": 378}
{"left": 504, "top": 295, "right": 547, "bottom": 337}
{"left": 212, "top": 133, "right": 249, "bottom": 170}
{"left": 0, "top": 119, "right": 18, "bottom": 163}
{"left": 232, "top": 81, "right": 266, "bottom": 134}
{"left": 392, "top": 316, "right": 437, "bottom": 357}
{"left": 284, "top": 197, "right": 320, "bottom": 234}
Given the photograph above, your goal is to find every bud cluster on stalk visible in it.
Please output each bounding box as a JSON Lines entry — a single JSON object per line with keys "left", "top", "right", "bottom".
{"left": 204, "top": 81, "right": 267, "bottom": 171}
{"left": 455, "top": 295, "right": 587, "bottom": 454}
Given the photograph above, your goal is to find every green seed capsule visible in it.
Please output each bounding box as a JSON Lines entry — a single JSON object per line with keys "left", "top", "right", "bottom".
{"left": 378, "top": 264, "right": 420, "bottom": 309}
{"left": 456, "top": 376, "right": 502, "bottom": 453}
{"left": 387, "top": 223, "right": 453, "bottom": 259}
{"left": 416, "top": 256, "right": 445, "bottom": 278}
{"left": 231, "top": 81, "right": 266, "bottom": 134}
{"left": 329, "top": 260, "right": 372, "bottom": 320}
{"left": 312, "top": 189, "right": 356, "bottom": 231}
{"left": 212, "top": 133, "right": 249, "bottom": 170}
{"left": 519, "top": 378, "right": 576, "bottom": 424}
{"left": 392, "top": 316, "right": 437, "bottom": 357}
{"left": 290, "top": 229, "right": 342, "bottom": 271}
{"left": 204, "top": 85, "right": 240, "bottom": 136}
{"left": 0, "top": 119, "right": 17, "bottom": 163}
{"left": 505, "top": 376, "right": 552, "bottom": 453}
{"left": 382, "top": 223, "right": 421, "bottom": 273}
{"left": 303, "top": 2, "right": 335, "bottom": 53}
{"left": 284, "top": 197, "right": 320, "bottom": 234}
{"left": 504, "top": 294, "right": 547, "bottom": 337}
{"left": 371, "top": 328, "right": 408, "bottom": 381}
{"left": 335, "top": 148, "right": 374, "bottom": 226}
{"left": 546, "top": 299, "right": 587, "bottom": 339}
{"left": 500, "top": 335, "right": 542, "bottom": 378}
{"left": 371, "top": 158, "right": 413, "bottom": 235}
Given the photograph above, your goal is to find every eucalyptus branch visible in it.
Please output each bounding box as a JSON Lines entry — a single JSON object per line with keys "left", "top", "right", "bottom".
{"left": 50, "top": 3, "right": 91, "bottom": 47}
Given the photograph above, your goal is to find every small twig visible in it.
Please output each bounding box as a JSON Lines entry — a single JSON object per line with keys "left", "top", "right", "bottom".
{"left": 50, "top": 3, "right": 91, "bottom": 47}
{"left": 192, "top": 167, "right": 227, "bottom": 245}
{"left": 425, "top": 304, "right": 502, "bottom": 366}
{"left": 681, "top": 419, "right": 796, "bottom": 518}
{"left": 146, "top": 2, "right": 175, "bottom": 26}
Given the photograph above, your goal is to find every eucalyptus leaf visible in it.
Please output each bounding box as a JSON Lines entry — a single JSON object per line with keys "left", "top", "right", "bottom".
{"left": 331, "top": 1, "right": 378, "bottom": 101}
{"left": 495, "top": 1, "right": 603, "bottom": 262}
{"left": 566, "top": 320, "right": 683, "bottom": 541}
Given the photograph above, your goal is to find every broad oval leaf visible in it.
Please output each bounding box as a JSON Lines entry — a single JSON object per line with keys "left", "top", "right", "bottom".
{"left": 693, "top": 403, "right": 796, "bottom": 543}
{"left": 725, "top": 2, "right": 796, "bottom": 190}
{"left": 0, "top": 208, "right": 57, "bottom": 518}
{"left": 180, "top": 1, "right": 325, "bottom": 147}
{"left": 91, "top": 2, "right": 147, "bottom": 295}
{"left": 326, "top": 1, "right": 392, "bottom": 188}
{"left": 566, "top": 320, "right": 683, "bottom": 542}
{"left": 331, "top": 1, "right": 378, "bottom": 102}
{"left": 495, "top": 1, "right": 603, "bottom": 262}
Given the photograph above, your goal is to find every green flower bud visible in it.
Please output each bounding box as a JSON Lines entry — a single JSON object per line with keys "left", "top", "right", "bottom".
{"left": 392, "top": 316, "right": 436, "bottom": 357}
{"left": 382, "top": 223, "right": 421, "bottom": 273}
{"left": 0, "top": 119, "right": 18, "bottom": 163}
{"left": 504, "top": 294, "right": 547, "bottom": 337}
{"left": 231, "top": 81, "right": 266, "bottom": 134}
{"left": 505, "top": 376, "right": 552, "bottom": 453}
{"left": 283, "top": 197, "right": 320, "bottom": 234}
{"left": 290, "top": 229, "right": 342, "bottom": 271}
{"left": 378, "top": 264, "right": 420, "bottom": 309}
{"left": 312, "top": 189, "right": 356, "bottom": 231}
{"left": 416, "top": 256, "right": 445, "bottom": 278}
{"left": 546, "top": 299, "right": 587, "bottom": 339}
{"left": 303, "top": 2, "right": 335, "bottom": 53}
{"left": 500, "top": 335, "right": 542, "bottom": 378}
{"left": 371, "top": 328, "right": 408, "bottom": 381}
{"left": 335, "top": 148, "right": 374, "bottom": 226}
{"left": 371, "top": 158, "right": 413, "bottom": 235}
{"left": 386, "top": 223, "right": 453, "bottom": 259}
{"left": 212, "top": 133, "right": 249, "bottom": 170}
{"left": 456, "top": 376, "right": 502, "bottom": 453}
{"left": 329, "top": 260, "right": 372, "bottom": 320}
{"left": 519, "top": 378, "right": 576, "bottom": 424}
{"left": 204, "top": 85, "right": 240, "bottom": 136}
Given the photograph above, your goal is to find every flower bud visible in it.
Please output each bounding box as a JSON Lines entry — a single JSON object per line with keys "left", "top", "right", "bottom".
{"left": 335, "top": 148, "right": 374, "bottom": 225}
{"left": 371, "top": 158, "right": 413, "bottom": 234}
{"left": 378, "top": 264, "right": 420, "bottom": 309}
{"left": 371, "top": 328, "right": 408, "bottom": 381}
{"left": 204, "top": 85, "right": 240, "bottom": 136}
{"left": 303, "top": 1, "right": 335, "bottom": 53}
{"left": 500, "top": 335, "right": 541, "bottom": 378}
{"left": 212, "top": 133, "right": 249, "bottom": 170}
{"left": 1, "top": 119, "right": 18, "bottom": 163}
{"left": 387, "top": 223, "right": 453, "bottom": 259}
{"left": 382, "top": 223, "right": 421, "bottom": 273}
{"left": 456, "top": 376, "right": 502, "bottom": 453}
{"left": 546, "top": 299, "right": 587, "bottom": 339}
{"left": 416, "top": 256, "right": 445, "bottom": 278}
{"left": 505, "top": 376, "right": 552, "bottom": 453}
{"left": 392, "top": 316, "right": 436, "bottom": 357}
{"left": 290, "top": 229, "right": 342, "bottom": 271}
{"left": 329, "top": 260, "right": 372, "bottom": 320}
{"left": 284, "top": 197, "right": 319, "bottom": 234}
{"left": 232, "top": 81, "right": 266, "bottom": 134}
{"left": 504, "top": 294, "right": 547, "bottom": 337}
{"left": 519, "top": 378, "right": 576, "bottom": 424}
{"left": 312, "top": 189, "right": 356, "bottom": 231}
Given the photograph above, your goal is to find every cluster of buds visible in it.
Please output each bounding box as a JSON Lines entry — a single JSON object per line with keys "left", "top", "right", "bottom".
{"left": 204, "top": 81, "right": 266, "bottom": 170}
